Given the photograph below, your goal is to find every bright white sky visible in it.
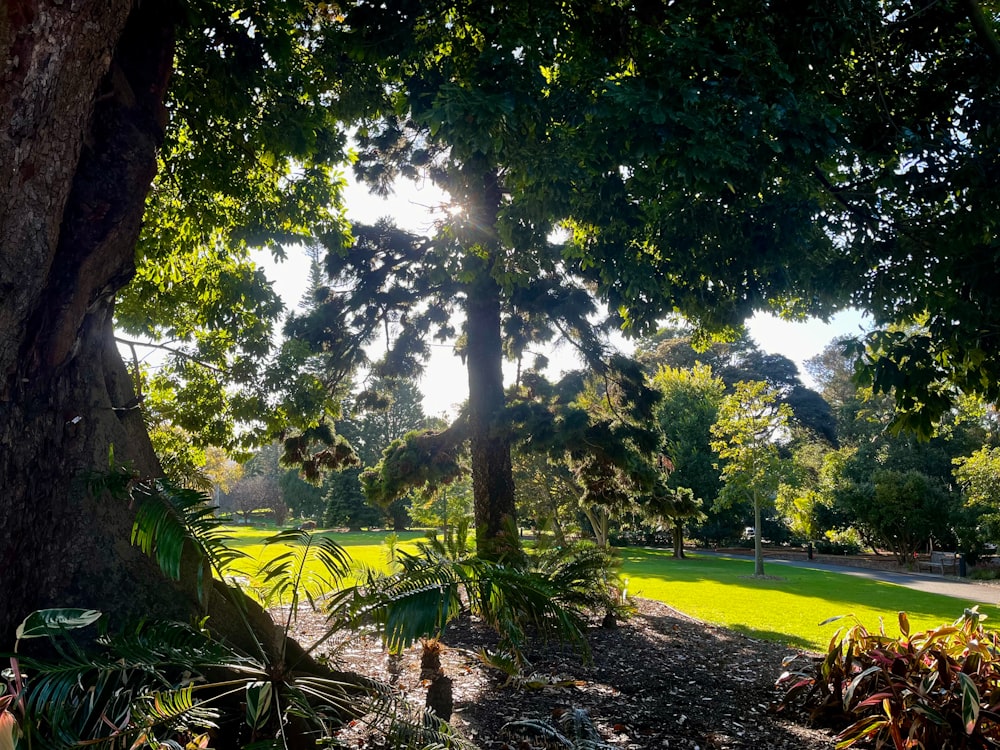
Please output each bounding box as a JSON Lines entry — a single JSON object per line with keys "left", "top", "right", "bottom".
{"left": 256, "top": 174, "right": 869, "bottom": 417}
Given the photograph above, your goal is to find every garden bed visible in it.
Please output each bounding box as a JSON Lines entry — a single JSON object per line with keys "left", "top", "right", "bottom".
{"left": 288, "top": 597, "right": 835, "bottom": 749}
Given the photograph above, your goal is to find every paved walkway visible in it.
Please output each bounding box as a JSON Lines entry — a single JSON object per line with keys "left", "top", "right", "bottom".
{"left": 697, "top": 550, "right": 1000, "bottom": 606}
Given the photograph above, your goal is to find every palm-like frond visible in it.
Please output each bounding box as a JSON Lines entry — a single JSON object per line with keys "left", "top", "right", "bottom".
{"left": 258, "top": 530, "right": 351, "bottom": 634}
{"left": 130, "top": 479, "right": 246, "bottom": 605}
{"left": 471, "top": 562, "right": 589, "bottom": 659}
{"left": 502, "top": 707, "right": 613, "bottom": 750}
{"left": 16, "top": 618, "right": 257, "bottom": 748}
{"left": 415, "top": 518, "right": 472, "bottom": 562}
{"left": 324, "top": 541, "right": 614, "bottom": 668}
{"left": 131, "top": 685, "right": 220, "bottom": 735}
{"left": 323, "top": 555, "right": 463, "bottom": 654}
{"left": 21, "top": 665, "right": 208, "bottom": 748}
{"left": 529, "top": 542, "right": 624, "bottom": 616}
{"left": 386, "top": 705, "right": 471, "bottom": 749}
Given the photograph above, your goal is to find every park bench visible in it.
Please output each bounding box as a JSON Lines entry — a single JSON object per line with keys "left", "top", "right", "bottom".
{"left": 918, "top": 551, "right": 960, "bottom": 575}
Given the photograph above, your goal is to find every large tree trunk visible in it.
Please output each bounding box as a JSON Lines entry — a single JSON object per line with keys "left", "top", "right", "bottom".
{"left": 462, "top": 166, "right": 518, "bottom": 560}
{"left": 0, "top": 3, "right": 307, "bottom": 669}
{"left": 466, "top": 274, "right": 517, "bottom": 559}
{"left": 0, "top": 0, "right": 204, "bottom": 643}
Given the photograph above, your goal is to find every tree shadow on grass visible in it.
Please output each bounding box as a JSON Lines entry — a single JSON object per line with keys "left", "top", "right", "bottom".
{"left": 726, "top": 623, "right": 817, "bottom": 652}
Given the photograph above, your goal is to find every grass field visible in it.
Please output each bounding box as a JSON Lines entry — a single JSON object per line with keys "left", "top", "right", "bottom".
{"left": 221, "top": 526, "right": 427, "bottom": 582}
{"left": 221, "top": 527, "right": 998, "bottom": 652}
{"left": 620, "top": 548, "right": 1000, "bottom": 651}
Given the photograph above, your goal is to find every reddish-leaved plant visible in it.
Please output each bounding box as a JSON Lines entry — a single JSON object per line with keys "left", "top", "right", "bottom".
{"left": 777, "top": 608, "right": 1000, "bottom": 749}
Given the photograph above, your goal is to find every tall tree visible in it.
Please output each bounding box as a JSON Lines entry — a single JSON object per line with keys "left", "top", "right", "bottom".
{"left": 511, "top": 450, "right": 578, "bottom": 546}
{"left": 572, "top": 1, "right": 1000, "bottom": 435}
{"left": 226, "top": 474, "right": 280, "bottom": 525}
{"left": 204, "top": 445, "right": 244, "bottom": 507}
{"left": 312, "top": 1, "right": 660, "bottom": 556}
{"left": 645, "top": 486, "right": 705, "bottom": 559}
{"left": 711, "top": 381, "right": 793, "bottom": 577}
{"left": 807, "top": 337, "right": 989, "bottom": 554}
{"left": 955, "top": 447, "right": 1000, "bottom": 543}
{"left": 323, "top": 467, "right": 382, "bottom": 530}
{"left": 836, "top": 469, "right": 959, "bottom": 565}
{"left": 1, "top": 1, "right": 195, "bottom": 642}
{"left": 337, "top": 376, "right": 431, "bottom": 529}
{"left": 311, "top": 0, "right": 866, "bottom": 556}
{"left": 4, "top": 0, "right": 998, "bottom": 647}
{"left": 831, "top": 2, "right": 1000, "bottom": 434}
{"left": 651, "top": 364, "right": 729, "bottom": 542}
{"left": 338, "top": 377, "right": 429, "bottom": 466}
{"left": 0, "top": 0, "right": 348, "bottom": 646}
{"left": 409, "top": 474, "right": 475, "bottom": 535}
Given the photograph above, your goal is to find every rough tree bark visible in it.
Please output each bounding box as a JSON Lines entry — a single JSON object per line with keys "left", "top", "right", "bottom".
{"left": 461, "top": 166, "right": 518, "bottom": 560}
{"left": 0, "top": 18, "right": 366, "bottom": 744}
{"left": 0, "top": 0, "right": 208, "bottom": 644}
{"left": 672, "top": 522, "right": 686, "bottom": 559}
{"left": 465, "top": 273, "right": 517, "bottom": 559}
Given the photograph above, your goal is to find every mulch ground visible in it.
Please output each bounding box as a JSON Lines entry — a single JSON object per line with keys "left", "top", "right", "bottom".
{"left": 287, "top": 597, "right": 836, "bottom": 749}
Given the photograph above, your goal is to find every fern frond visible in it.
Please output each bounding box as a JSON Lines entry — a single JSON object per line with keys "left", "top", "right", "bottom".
{"left": 131, "top": 684, "right": 218, "bottom": 731}
{"left": 17, "top": 618, "right": 258, "bottom": 748}
{"left": 130, "top": 479, "right": 246, "bottom": 606}
{"left": 472, "top": 562, "right": 589, "bottom": 658}
{"left": 502, "top": 718, "right": 575, "bottom": 748}
{"left": 556, "top": 707, "right": 607, "bottom": 744}
{"left": 502, "top": 709, "right": 614, "bottom": 750}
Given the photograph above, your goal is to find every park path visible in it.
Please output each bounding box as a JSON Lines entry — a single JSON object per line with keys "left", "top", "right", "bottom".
{"left": 698, "top": 550, "right": 1000, "bottom": 606}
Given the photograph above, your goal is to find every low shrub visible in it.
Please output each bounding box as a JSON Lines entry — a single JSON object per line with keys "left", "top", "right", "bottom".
{"left": 815, "top": 529, "right": 863, "bottom": 556}
{"left": 969, "top": 566, "right": 1000, "bottom": 581}
{"left": 776, "top": 608, "right": 1000, "bottom": 748}
{"left": 608, "top": 529, "right": 672, "bottom": 547}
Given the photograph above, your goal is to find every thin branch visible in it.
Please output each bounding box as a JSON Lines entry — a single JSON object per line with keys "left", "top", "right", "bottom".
{"left": 114, "top": 337, "right": 227, "bottom": 374}
{"left": 127, "top": 340, "right": 143, "bottom": 403}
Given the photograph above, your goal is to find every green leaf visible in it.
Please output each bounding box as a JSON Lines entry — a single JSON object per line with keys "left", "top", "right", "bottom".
{"left": 959, "top": 672, "right": 980, "bottom": 734}
{"left": 246, "top": 681, "right": 273, "bottom": 731}
{"left": 15, "top": 609, "right": 102, "bottom": 640}
{"left": 129, "top": 479, "right": 246, "bottom": 606}
{"left": 834, "top": 715, "right": 886, "bottom": 749}
{"left": 818, "top": 614, "right": 851, "bottom": 627}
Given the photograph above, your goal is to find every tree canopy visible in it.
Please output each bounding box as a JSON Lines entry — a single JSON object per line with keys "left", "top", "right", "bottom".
{"left": 3, "top": 0, "right": 1000, "bottom": 642}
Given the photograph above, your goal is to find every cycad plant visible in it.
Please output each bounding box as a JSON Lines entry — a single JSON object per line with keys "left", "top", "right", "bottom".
{"left": 4, "top": 476, "right": 464, "bottom": 750}
{"left": 324, "top": 526, "right": 628, "bottom": 718}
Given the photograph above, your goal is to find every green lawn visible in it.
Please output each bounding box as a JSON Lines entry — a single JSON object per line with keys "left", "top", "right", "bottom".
{"left": 218, "top": 527, "right": 998, "bottom": 652}
{"left": 620, "top": 548, "right": 1000, "bottom": 651}
{"left": 221, "top": 527, "right": 426, "bottom": 583}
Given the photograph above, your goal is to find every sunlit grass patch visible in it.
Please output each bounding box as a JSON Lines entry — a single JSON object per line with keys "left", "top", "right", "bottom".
{"left": 619, "top": 548, "right": 1000, "bottom": 651}
{"left": 220, "top": 526, "right": 426, "bottom": 593}
{"left": 217, "top": 529, "right": 996, "bottom": 652}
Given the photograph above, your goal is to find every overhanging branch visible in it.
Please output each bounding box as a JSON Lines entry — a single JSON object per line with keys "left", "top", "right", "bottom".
{"left": 114, "top": 336, "right": 227, "bottom": 374}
